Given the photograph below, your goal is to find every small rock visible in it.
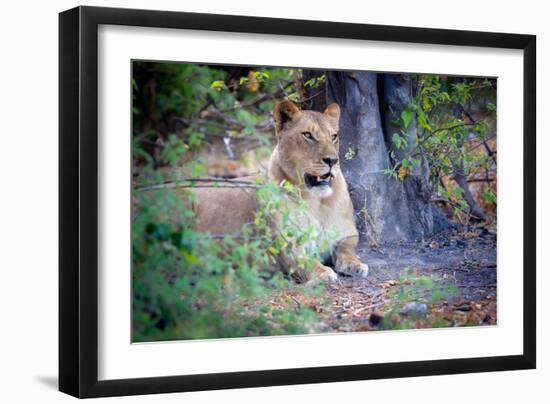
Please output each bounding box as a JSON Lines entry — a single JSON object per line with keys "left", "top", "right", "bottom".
{"left": 400, "top": 302, "right": 428, "bottom": 318}
{"left": 455, "top": 303, "right": 472, "bottom": 312}
{"left": 369, "top": 312, "right": 384, "bottom": 326}
{"left": 482, "top": 314, "right": 493, "bottom": 324}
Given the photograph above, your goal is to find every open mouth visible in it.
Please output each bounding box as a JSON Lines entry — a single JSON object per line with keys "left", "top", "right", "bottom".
{"left": 304, "top": 172, "right": 334, "bottom": 188}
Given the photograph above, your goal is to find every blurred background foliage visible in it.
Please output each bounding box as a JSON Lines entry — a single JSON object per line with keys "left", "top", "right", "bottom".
{"left": 132, "top": 62, "right": 328, "bottom": 341}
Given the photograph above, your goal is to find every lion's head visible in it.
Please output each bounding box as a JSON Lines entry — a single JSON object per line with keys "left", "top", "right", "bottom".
{"left": 271, "top": 100, "right": 341, "bottom": 198}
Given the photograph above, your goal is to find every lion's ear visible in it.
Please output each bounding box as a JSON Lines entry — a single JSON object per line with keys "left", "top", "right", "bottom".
{"left": 324, "top": 103, "right": 340, "bottom": 121}
{"left": 273, "top": 100, "right": 301, "bottom": 133}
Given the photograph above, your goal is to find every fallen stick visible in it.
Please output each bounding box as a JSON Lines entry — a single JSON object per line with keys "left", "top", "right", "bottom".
{"left": 353, "top": 301, "right": 385, "bottom": 315}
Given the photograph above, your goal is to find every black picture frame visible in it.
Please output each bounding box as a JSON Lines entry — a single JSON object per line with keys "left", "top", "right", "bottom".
{"left": 59, "top": 5, "right": 536, "bottom": 398}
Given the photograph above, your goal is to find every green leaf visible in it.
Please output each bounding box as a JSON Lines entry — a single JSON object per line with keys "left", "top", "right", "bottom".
{"left": 392, "top": 133, "right": 402, "bottom": 149}
{"left": 344, "top": 146, "right": 356, "bottom": 161}
{"left": 210, "top": 80, "right": 225, "bottom": 89}
{"left": 401, "top": 110, "right": 414, "bottom": 129}
{"left": 287, "top": 92, "right": 299, "bottom": 102}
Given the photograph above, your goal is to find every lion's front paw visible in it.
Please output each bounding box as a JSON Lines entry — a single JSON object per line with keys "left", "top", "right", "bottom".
{"left": 293, "top": 263, "right": 338, "bottom": 284}
{"left": 337, "top": 259, "right": 369, "bottom": 279}
{"left": 312, "top": 264, "right": 339, "bottom": 284}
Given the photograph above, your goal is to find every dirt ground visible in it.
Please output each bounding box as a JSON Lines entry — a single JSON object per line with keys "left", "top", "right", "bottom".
{"left": 326, "top": 225, "right": 497, "bottom": 331}
{"left": 273, "top": 225, "right": 497, "bottom": 333}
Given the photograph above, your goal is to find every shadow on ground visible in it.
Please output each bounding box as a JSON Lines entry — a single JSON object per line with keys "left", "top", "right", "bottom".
{"left": 35, "top": 375, "right": 58, "bottom": 390}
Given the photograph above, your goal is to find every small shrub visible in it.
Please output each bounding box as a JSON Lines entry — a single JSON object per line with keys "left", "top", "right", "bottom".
{"left": 132, "top": 149, "right": 333, "bottom": 341}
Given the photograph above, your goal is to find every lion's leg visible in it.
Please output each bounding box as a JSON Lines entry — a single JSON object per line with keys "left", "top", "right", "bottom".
{"left": 312, "top": 261, "right": 338, "bottom": 283}
{"left": 269, "top": 207, "right": 338, "bottom": 284}
{"left": 291, "top": 261, "right": 338, "bottom": 284}
{"left": 276, "top": 244, "right": 337, "bottom": 284}
{"left": 334, "top": 236, "right": 369, "bottom": 278}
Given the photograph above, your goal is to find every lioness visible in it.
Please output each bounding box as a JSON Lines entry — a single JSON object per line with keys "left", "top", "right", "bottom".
{"left": 191, "top": 100, "right": 369, "bottom": 283}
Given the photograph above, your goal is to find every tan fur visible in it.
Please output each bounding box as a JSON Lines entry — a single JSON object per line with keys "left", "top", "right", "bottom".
{"left": 190, "top": 100, "right": 369, "bottom": 283}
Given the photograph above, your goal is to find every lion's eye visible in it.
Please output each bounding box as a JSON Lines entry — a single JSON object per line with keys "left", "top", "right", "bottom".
{"left": 332, "top": 133, "right": 339, "bottom": 143}
{"left": 302, "top": 132, "right": 314, "bottom": 141}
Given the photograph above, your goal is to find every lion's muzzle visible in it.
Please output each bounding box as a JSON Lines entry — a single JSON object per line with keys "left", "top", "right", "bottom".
{"left": 304, "top": 171, "right": 334, "bottom": 188}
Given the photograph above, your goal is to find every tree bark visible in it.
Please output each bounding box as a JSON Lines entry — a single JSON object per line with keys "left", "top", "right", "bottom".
{"left": 453, "top": 168, "right": 489, "bottom": 221}
{"left": 325, "top": 71, "right": 450, "bottom": 245}
{"left": 381, "top": 74, "right": 450, "bottom": 237}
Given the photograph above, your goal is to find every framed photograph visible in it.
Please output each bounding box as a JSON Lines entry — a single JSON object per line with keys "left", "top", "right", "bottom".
{"left": 59, "top": 6, "right": 536, "bottom": 398}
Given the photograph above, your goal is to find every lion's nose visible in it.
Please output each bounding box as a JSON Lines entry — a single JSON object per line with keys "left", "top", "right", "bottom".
{"left": 322, "top": 156, "right": 339, "bottom": 167}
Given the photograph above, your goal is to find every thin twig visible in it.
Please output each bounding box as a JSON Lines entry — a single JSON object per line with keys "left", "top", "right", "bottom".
{"left": 353, "top": 301, "right": 386, "bottom": 315}
{"left": 135, "top": 178, "right": 261, "bottom": 192}
{"left": 217, "top": 81, "right": 294, "bottom": 113}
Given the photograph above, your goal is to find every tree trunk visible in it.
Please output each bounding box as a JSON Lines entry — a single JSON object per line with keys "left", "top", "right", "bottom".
{"left": 381, "top": 74, "right": 451, "bottom": 237}
{"left": 453, "top": 167, "right": 488, "bottom": 221}
{"left": 326, "top": 71, "right": 450, "bottom": 245}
